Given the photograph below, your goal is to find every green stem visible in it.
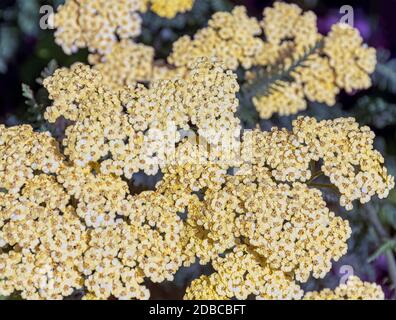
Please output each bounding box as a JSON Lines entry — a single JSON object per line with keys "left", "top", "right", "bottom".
{"left": 307, "top": 170, "right": 324, "bottom": 184}
{"left": 307, "top": 182, "right": 339, "bottom": 193}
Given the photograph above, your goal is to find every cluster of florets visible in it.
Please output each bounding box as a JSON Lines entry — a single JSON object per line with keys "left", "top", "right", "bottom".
{"left": 53, "top": 0, "right": 195, "bottom": 55}
{"left": 179, "top": 117, "right": 393, "bottom": 298}
{"left": 167, "top": 3, "right": 376, "bottom": 119}
{"left": 1, "top": 2, "right": 393, "bottom": 301}
{"left": 181, "top": 171, "right": 351, "bottom": 299}
{"left": 303, "top": 276, "right": 385, "bottom": 300}
{"left": 245, "top": 117, "right": 394, "bottom": 210}
{"left": 53, "top": 0, "right": 145, "bottom": 55}
{"left": 2, "top": 53, "right": 394, "bottom": 299}
{"left": 185, "top": 245, "right": 304, "bottom": 300}
{"left": 0, "top": 127, "right": 186, "bottom": 299}
{"left": 53, "top": 2, "right": 376, "bottom": 118}
{"left": 43, "top": 58, "right": 240, "bottom": 176}
{"left": 184, "top": 248, "right": 383, "bottom": 300}
{"left": 88, "top": 40, "right": 155, "bottom": 90}
{"left": 168, "top": 6, "right": 263, "bottom": 71}
{"left": 0, "top": 125, "right": 63, "bottom": 194}
{"left": 291, "top": 117, "right": 394, "bottom": 209}
{"left": 251, "top": 2, "right": 377, "bottom": 118}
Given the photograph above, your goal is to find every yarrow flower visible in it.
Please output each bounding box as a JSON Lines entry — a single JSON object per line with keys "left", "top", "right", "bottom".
{"left": 168, "top": 6, "right": 263, "bottom": 70}
{"left": 53, "top": 0, "right": 145, "bottom": 55}
{"left": 0, "top": 128, "right": 185, "bottom": 299}
{"left": 249, "top": 2, "right": 377, "bottom": 118}
{"left": 53, "top": 0, "right": 195, "bottom": 55}
{"left": 0, "top": 2, "right": 393, "bottom": 301}
{"left": 88, "top": 40, "right": 155, "bottom": 90}
{"left": 167, "top": 3, "right": 376, "bottom": 119}
{"left": 43, "top": 58, "right": 240, "bottom": 176}
{"left": 1, "top": 53, "right": 393, "bottom": 299}
{"left": 185, "top": 246, "right": 304, "bottom": 300}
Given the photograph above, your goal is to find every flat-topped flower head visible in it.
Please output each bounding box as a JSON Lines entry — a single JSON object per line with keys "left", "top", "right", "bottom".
{"left": 54, "top": 0, "right": 145, "bottom": 55}
{"left": 89, "top": 40, "right": 155, "bottom": 90}
{"left": 53, "top": 0, "right": 195, "bottom": 55}
{"left": 169, "top": 6, "right": 264, "bottom": 70}
{"left": 0, "top": 125, "right": 64, "bottom": 194}
{"left": 185, "top": 246, "right": 304, "bottom": 300}
{"left": 43, "top": 58, "right": 240, "bottom": 176}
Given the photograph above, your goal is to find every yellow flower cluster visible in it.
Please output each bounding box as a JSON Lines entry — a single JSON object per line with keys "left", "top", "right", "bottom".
{"left": 324, "top": 24, "right": 377, "bottom": 93}
{"left": 88, "top": 40, "right": 155, "bottom": 90}
{"left": 53, "top": 0, "right": 195, "bottom": 55}
{"left": 184, "top": 275, "right": 228, "bottom": 300}
{"left": 304, "top": 276, "right": 385, "bottom": 300}
{"left": 53, "top": 0, "right": 145, "bottom": 55}
{"left": 43, "top": 58, "right": 240, "bottom": 176}
{"left": 291, "top": 117, "right": 395, "bottom": 210}
{"left": 168, "top": 6, "right": 264, "bottom": 70}
{"left": 260, "top": 2, "right": 319, "bottom": 51}
{"left": 233, "top": 181, "right": 351, "bottom": 282}
{"left": 2, "top": 0, "right": 394, "bottom": 296}
{"left": 185, "top": 246, "right": 303, "bottom": 300}
{"left": 80, "top": 190, "right": 183, "bottom": 299}
{"left": 146, "top": 0, "right": 195, "bottom": 18}
{"left": 1, "top": 114, "right": 392, "bottom": 300}
{"left": 57, "top": 165, "right": 130, "bottom": 228}
{"left": 178, "top": 161, "right": 351, "bottom": 292}
{"left": 167, "top": 3, "right": 375, "bottom": 119}
{"left": 250, "top": 2, "right": 376, "bottom": 118}
{"left": 243, "top": 117, "right": 394, "bottom": 210}
{"left": 0, "top": 125, "right": 63, "bottom": 194}
{"left": 2, "top": 50, "right": 393, "bottom": 299}
{"left": 186, "top": 267, "right": 385, "bottom": 301}
{"left": 0, "top": 127, "right": 187, "bottom": 299}
{"left": 0, "top": 128, "right": 83, "bottom": 299}
{"left": 0, "top": 206, "right": 88, "bottom": 299}
{"left": 157, "top": 116, "right": 391, "bottom": 299}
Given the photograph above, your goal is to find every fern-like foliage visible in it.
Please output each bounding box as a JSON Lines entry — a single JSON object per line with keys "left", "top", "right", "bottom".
{"left": 373, "top": 49, "right": 396, "bottom": 94}
{"left": 353, "top": 96, "right": 396, "bottom": 128}
{"left": 21, "top": 60, "right": 59, "bottom": 131}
